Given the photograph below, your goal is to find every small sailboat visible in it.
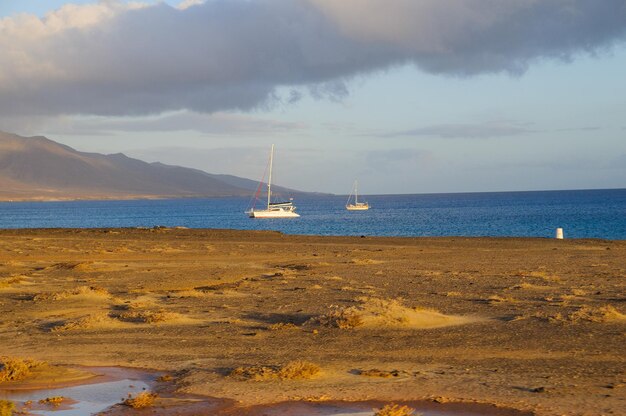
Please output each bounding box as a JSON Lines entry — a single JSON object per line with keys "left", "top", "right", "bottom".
{"left": 247, "top": 144, "right": 300, "bottom": 218}
{"left": 346, "top": 180, "right": 369, "bottom": 211}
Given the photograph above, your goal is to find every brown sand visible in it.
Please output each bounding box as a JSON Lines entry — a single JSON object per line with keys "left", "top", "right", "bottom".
{"left": 0, "top": 228, "right": 624, "bottom": 415}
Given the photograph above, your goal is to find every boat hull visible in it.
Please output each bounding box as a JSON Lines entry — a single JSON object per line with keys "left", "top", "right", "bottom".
{"left": 346, "top": 204, "right": 369, "bottom": 211}
{"left": 248, "top": 209, "right": 300, "bottom": 218}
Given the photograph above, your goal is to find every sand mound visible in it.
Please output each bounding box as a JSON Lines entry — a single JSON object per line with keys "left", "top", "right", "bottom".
{"left": 0, "top": 357, "right": 45, "bottom": 382}
{"left": 38, "top": 396, "right": 65, "bottom": 407}
{"left": 1, "top": 359, "right": 94, "bottom": 388}
{"left": 510, "top": 283, "right": 554, "bottom": 291}
{"left": 374, "top": 404, "right": 416, "bottom": 416}
{"left": 351, "top": 258, "right": 384, "bottom": 265}
{"left": 49, "top": 313, "right": 124, "bottom": 332}
{"left": 35, "top": 286, "right": 111, "bottom": 302}
{"left": 536, "top": 305, "right": 626, "bottom": 324}
{"left": 485, "top": 295, "right": 517, "bottom": 305}
{"left": 566, "top": 305, "right": 625, "bottom": 323}
{"left": 115, "top": 300, "right": 154, "bottom": 310}
{"left": 311, "top": 298, "right": 478, "bottom": 329}
{"left": 525, "top": 270, "right": 561, "bottom": 282}
{"left": 46, "top": 262, "right": 94, "bottom": 271}
{"left": 231, "top": 361, "right": 320, "bottom": 381}
{"left": 269, "top": 322, "right": 299, "bottom": 330}
{"left": 0, "top": 400, "right": 15, "bottom": 414}
{"left": 123, "top": 392, "right": 158, "bottom": 409}
{"left": 0, "top": 275, "right": 27, "bottom": 290}
{"left": 166, "top": 289, "right": 208, "bottom": 298}
{"left": 553, "top": 305, "right": 626, "bottom": 323}
{"left": 114, "top": 309, "right": 190, "bottom": 324}
{"left": 356, "top": 369, "right": 404, "bottom": 378}
{"left": 323, "top": 275, "right": 343, "bottom": 281}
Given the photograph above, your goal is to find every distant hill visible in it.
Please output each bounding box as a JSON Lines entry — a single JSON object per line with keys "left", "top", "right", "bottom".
{"left": 0, "top": 131, "right": 301, "bottom": 201}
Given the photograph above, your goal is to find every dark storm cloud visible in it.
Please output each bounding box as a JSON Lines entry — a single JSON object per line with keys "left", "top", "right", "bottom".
{"left": 1, "top": 0, "right": 625, "bottom": 118}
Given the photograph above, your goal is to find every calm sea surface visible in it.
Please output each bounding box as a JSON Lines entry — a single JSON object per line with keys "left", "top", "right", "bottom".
{"left": 1, "top": 189, "right": 625, "bottom": 239}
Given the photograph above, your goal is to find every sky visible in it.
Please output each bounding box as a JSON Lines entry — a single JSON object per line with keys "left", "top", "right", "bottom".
{"left": 1, "top": 0, "right": 625, "bottom": 195}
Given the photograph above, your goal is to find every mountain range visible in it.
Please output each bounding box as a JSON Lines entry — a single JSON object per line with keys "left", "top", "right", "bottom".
{"left": 0, "top": 131, "right": 300, "bottom": 201}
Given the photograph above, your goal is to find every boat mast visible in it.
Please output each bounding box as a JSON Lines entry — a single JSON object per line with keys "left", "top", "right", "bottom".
{"left": 354, "top": 180, "right": 358, "bottom": 204}
{"left": 267, "top": 144, "right": 274, "bottom": 210}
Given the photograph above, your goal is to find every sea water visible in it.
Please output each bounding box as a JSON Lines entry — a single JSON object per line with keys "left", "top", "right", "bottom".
{"left": 0, "top": 189, "right": 624, "bottom": 239}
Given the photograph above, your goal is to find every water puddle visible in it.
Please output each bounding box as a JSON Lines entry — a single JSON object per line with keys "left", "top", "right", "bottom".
{"left": 1, "top": 367, "right": 532, "bottom": 416}
{"left": 241, "top": 400, "right": 533, "bottom": 416}
{"left": 0, "top": 367, "right": 151, "bottom": 415}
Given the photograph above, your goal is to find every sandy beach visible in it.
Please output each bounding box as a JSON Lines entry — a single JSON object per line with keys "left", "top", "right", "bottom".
{"left": 0, "top": 228, "right": 624, "bottom": 415}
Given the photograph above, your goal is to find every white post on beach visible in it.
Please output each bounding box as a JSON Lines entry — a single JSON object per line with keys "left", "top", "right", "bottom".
{"left": 555, "top": 228, "right": 564, "bottom": 239}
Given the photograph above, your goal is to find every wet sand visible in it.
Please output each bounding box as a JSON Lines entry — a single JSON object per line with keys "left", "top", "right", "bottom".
{"left": 0, "top": 228, "right": 624, "bottom": 415}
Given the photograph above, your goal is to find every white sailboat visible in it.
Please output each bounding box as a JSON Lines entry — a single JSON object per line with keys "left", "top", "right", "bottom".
{"left": 247, "top": 144, "right": 300, "bottom": 218}
{"left": 346, "top": 180, "right": 369, "bottom": 211}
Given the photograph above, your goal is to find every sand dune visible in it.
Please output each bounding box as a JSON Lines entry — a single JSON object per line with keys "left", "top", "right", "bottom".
{"left": 311, "top": 297, "right": 479, "bottom": 329}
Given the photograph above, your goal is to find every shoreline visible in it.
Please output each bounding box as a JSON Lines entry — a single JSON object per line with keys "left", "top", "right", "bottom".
{"left": 1, "top": 186, "right": 624, "bottom": 203}
{"left": 0, "top": 194, "right": 248, "bottom": 203}
{"left": 1, "top": 228, "right": 624, "bottom": 415}
{"left": 1, "top": 227, "right": 623, "bottom": 242}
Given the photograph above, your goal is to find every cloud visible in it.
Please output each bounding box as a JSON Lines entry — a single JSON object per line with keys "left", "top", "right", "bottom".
{"left": 125, "top": 145, "right": 433, "bottom": 192}
{"left": 609, "top": 154, "right": 626, "bottom": 169}
{"left": 363, "top": 149, "right": 433, "bottom": 175}
{"left": 125, "top": 145, "right": 329, "bottom": 189}
{"left": 177, "top": 0, "right": 205, "bottom": 10}
{"left": 126, "top": 145, "right": 269, "bottom": 176}
{"left": 554, "top": 126, "right": 602, "bottom": 132}
{"left": 44, "top": 111, "right": 305, "bottom": 135}
{"left": 380, "top": 123, "right": 610, "bottom": 139}
{"left": 380, "top": 122, "right": 534, "bottom": 139}
{"left": 1, "top": 0, "right": 625, "bottom": 118}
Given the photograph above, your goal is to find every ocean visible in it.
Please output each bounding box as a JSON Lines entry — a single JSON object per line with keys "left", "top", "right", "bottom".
{"left": 1, "top": 188, "right": 625, "bottom": 239}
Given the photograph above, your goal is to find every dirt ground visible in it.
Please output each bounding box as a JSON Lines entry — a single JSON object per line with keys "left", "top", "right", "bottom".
{"left": 0, "top": 228, "right": 624, "bottom": 415}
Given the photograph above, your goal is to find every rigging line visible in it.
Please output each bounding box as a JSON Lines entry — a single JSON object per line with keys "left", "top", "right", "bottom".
{"left": 346, "top": 180, "right": 355, "bottom": 206}
{"left": 247, "top": 151, "right": 271, "bottom": 211}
